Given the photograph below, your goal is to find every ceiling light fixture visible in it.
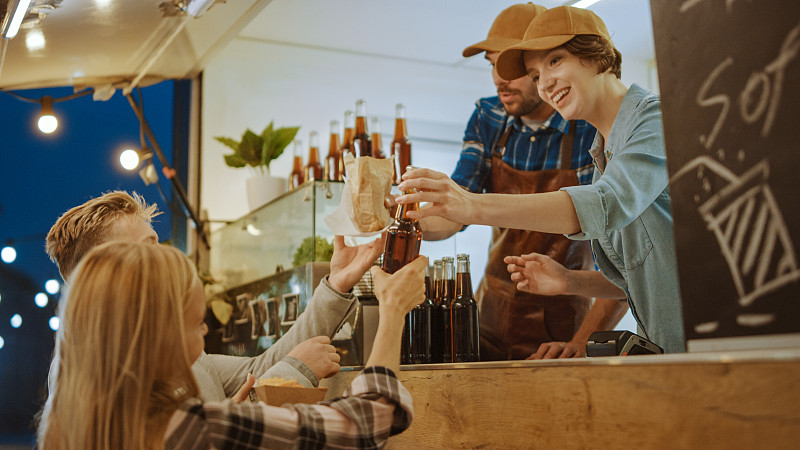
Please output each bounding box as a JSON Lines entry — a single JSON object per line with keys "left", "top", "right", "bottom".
{"left": 2, "top": 0, "right": 33, "bottom": 39}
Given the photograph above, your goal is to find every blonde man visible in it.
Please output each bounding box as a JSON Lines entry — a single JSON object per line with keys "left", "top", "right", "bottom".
{"left": 45, "top": 191, "right": 383, "bottom": 400}
{"left": 38, "top": 241, "right": 425, "bottom": 449}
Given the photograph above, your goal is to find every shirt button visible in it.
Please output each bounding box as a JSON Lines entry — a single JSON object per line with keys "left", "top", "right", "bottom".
{"left": 530, "top": 136, "right": 536, "bottom": 142}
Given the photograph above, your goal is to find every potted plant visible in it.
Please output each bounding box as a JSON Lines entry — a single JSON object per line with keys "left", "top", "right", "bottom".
{"left": 215, "top": 122, "right": 299, "bottom": 210}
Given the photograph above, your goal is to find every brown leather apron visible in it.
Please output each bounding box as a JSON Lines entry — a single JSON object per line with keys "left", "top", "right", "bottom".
{"left": 476, "top": 119, "right": 594, "bottom": 360}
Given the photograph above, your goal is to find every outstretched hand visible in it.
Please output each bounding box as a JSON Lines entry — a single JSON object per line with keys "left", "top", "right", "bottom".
{"left": 396, "top": 168, "right": 475, "bottom": 225}
{"left": 328, "top": 234, "right": 386, "bottom": 293}
{"left": 504, "top": 252, "right": 571, "bottom": 296}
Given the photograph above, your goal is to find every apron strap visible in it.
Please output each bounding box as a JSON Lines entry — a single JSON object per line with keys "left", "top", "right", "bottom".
{"left": 559, "top": 120, "right": 576, "bottom": 170}
{"left": 492, "top": 115, "right": 513, "bottom": 159}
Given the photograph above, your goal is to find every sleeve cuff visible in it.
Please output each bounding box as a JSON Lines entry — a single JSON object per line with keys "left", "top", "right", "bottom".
{"left": 562, "top": 184, "right": 606, "bottom": 239}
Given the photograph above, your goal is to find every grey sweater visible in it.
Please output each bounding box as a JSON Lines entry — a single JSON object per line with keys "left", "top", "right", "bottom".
{"left": 191, "top": 276, "right": 355, "bottom": 401}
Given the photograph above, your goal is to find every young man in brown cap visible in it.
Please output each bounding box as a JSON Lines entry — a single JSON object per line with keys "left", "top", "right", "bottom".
{"left": 420, "top": 3, "right": 628, "bottom": 361}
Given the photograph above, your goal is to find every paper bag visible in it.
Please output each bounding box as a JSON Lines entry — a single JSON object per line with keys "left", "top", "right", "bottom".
{"left": 343, "top": 153, "right": 393, "bottom": 233}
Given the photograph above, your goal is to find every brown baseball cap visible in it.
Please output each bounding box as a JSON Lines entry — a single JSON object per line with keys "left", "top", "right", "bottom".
{"left": 495, "top": 5, "right": 611, "bottom": 80}
{"left": 462, "top": 3, "right": 547, "bottom": 57}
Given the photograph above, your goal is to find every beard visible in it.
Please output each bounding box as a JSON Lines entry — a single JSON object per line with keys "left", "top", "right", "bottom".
{"left": 498, "top": 88, "right": 544, "bottom": 117}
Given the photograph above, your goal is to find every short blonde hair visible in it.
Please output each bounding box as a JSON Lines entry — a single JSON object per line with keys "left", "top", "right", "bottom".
{"left": 45, "top": 191, "right": 160, "bottom": 280}
{"left": 37, "top": 241, "right": 199, "bottom": 450}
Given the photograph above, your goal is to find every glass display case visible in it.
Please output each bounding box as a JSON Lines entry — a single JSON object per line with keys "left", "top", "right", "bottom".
{"left": 210, "top": 180, "right": 344, "bottom": 288}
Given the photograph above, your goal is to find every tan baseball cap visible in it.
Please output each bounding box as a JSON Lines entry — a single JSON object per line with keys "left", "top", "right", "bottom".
{"left": 495, "top": 5, "right": 611, "bottom": 80}
{"left": 462, "top": 3, "right": 547, "bottom": 57}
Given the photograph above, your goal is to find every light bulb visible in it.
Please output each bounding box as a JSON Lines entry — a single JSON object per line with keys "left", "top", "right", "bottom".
{"left": 38, "top": 114, "right": 58, "bottom": 133}
{"left": 38, "top": 96, "right": 58, "bottom": 134}
{"left": 49, "top": 317, "right": 60, "bottom": 331}
{"left": 10, "top": 314, "right": 22, "bottom": 328}
{"left": 120, "top": 149, "right": 141, "bottom": 170}
{"left": 45, "top": 279, "right": 60, "bottom": 294}
{"left": 1, "top": 246, "right": 17, "bottom": 263}
{"left": 35, "top": 293, "right": 48, "bottom": 308}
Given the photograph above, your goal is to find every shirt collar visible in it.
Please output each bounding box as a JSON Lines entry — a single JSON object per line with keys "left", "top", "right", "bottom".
{"left": 509, "top": 110, "right": 566, "bottom": 134}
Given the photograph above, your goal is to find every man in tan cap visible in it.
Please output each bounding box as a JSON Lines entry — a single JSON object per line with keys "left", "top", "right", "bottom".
{"left": 420, "top": 3, "right": 628, "bottom": 361}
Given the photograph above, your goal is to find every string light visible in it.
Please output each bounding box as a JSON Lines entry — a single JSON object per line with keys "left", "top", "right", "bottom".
{"left": 38, "top": 95, "right": 58, "bottom": 133}
{"left": 1, "top": 245, "right": 16, "bottom": 263}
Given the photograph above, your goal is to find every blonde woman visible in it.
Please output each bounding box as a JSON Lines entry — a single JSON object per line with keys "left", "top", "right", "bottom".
{"left": 397, "top": 6, "right": 683, "bottom": 353}
{"left": 37, "top": 240, "right": 426, "bottom": 449}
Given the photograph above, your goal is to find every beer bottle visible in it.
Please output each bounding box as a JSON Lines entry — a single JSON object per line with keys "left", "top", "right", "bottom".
{"left": 289, "top": 139, "right": 305, "bottom": 189}
{"left": 324, "top": 120, "right": 341, "bottom": 182}
{"left": 452, "top": 254, "right": 480, "bottom": 362}
{"left": 340, "top": 110, "right": 354, "bottom": 178}
{"left": 391, "top": 103, "right": 412, "bottom": 184}
{"left": 352, "top": 99, "right": 372, "bottom": 158}
{"left": 370, "top": 116, "right": 385, "bottom": 159}
{"left": 304, "top": 131, "right": 323, "bottom": 182}
{"left": 380, "top": 188, "right": 422, "bottom": 274}
{"left": 408, "top": 264, "right": 434, "bottom": 364}
{"left": 438, "top": 256, "right": 455, "bottom": 363}
{"left": 430, "top": 259, "right": 444, "bottom": 363}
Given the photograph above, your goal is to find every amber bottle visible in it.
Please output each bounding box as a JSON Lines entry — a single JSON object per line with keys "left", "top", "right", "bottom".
{"left": 380, "top": 189, "right": 422, "bottom": 274}
{"left": 340, "top": 110, "right": 354, "bottom": 177}
{"left": 324, "top": 120, "right": 341, "bottom": 182}
{"left": 370, "top": 116, "right": 385, "bottom": 159}
{"left": 434, "top": 257, "right": 454, "bottom": 363}
{"left": 289, "top": 139, "right": 305, "bottom": 189}
{"left": 391, "top": 103, "right": 412, "bottom": 184}
{"left": 352, "top": 99, "right": 372, "bottom": 158}
{"left": 452, "top": 254, "right": 480, "bottom": 362}
{"left": 406, "top": 264, "right": 434, "bottom": 364}
{"left": 304, "top": 131, "right": 323, "bottom": 182}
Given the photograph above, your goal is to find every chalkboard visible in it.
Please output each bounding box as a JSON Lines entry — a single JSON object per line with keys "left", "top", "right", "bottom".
{"left": 651, "top": 0, "right": 800, "bottom": 351}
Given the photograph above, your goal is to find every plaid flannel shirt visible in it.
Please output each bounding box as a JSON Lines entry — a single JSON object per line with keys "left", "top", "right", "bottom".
{"left": 451, "top": 96, "right": 597, "bottom": 193}
{"left": 164, "top": 366, "right": 412, "bottom": 449}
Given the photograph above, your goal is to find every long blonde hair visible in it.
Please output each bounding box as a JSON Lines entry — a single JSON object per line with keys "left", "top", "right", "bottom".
{"left": 37, "top": 241, "right": 200, "bottom": 450}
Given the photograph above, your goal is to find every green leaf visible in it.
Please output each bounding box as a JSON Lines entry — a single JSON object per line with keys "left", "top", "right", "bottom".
{"left": 224, "top": 154, "right": 248, "bottom": 168}
{"left": 214, "top": 136, "right": 240, "bottom": 151}
{"left": 269, "top": 126, "right": 300, "bottom": 163}
{"left": 239, "top": 129, "right": 263, "bottom": 166}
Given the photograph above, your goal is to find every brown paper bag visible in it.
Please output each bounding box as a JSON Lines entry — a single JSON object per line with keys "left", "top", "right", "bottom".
{"left": 343, "top": 153, "right": 393, "bottom": 232}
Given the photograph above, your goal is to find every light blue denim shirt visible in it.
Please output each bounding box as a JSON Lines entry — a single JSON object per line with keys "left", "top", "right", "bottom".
{"left": 561, "top": 84, "right": 685, "bottom": 353}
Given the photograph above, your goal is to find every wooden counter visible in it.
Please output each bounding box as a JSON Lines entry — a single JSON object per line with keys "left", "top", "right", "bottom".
{"left": 320, "top": 349, "right": 800, "bottom": 449}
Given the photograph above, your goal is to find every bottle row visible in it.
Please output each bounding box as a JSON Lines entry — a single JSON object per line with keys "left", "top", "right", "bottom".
{"left": 290, "top": 99, "right": 413, "bottom": 189}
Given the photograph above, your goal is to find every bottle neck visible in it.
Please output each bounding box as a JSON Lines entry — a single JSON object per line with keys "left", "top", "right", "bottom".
{"left": 395, "top": 190, "right": 419, "bottom": 221}
{"left": 393, "top": 117, "right": 408, "bottom": 140}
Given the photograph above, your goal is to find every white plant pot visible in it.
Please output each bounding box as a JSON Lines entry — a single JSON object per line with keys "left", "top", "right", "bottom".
{"left": 246, "top": 173, "right": 286, "bottom": 211}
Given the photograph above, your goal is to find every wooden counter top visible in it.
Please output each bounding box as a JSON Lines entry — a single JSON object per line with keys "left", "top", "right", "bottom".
{"left": 320, "top": 349, "right": 800, "bottom": 449}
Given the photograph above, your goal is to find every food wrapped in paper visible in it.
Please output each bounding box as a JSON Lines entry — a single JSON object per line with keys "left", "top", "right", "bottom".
{"left": 324, "top": 153, "right": 393, "bottom": 236}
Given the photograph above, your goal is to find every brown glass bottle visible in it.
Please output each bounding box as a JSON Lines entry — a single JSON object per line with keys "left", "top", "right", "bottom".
{"left": 407, "top": 266, "right": 434, "bottom": 364}
{"left": 289, "top": 139, "right": 305, "bottom": 189}
{"left": 380, "top": 189, "right": 422, "bottom": 274}
{"left": 304, "top": 131, "right": 323, "bottom": 182}
{"left": 437, "top": 257, "right": 455, "bottom": 363}
{"left": 340, "top": 110, "right": 354, "bottom": 177}
{"left": 391, "top": 103, "right": 412, "bottom": 184}
{"left": 352, "top": 99, "right": 372, "bottom": 158}
{"left": 452, "top": 254, "right": 479, "bottom": 362}
{"left": 325, "top": 120, "right": 341, "bottom": 182}
{"left": 430, "top": 259, "right": 444, "bottom": 363}
{"left": 370, "top": 116, "right": 385, "bottom": 159}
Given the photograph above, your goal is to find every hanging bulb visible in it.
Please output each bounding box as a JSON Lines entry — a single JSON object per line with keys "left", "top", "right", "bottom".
{"left": 1, "top": 246, "right": 17, "bottom": 263}
{"left": 37, "top": 96, "right": 58, "bottom": 134}
{"left": 120, "top": 148, "right": 141, "bottom": 170}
